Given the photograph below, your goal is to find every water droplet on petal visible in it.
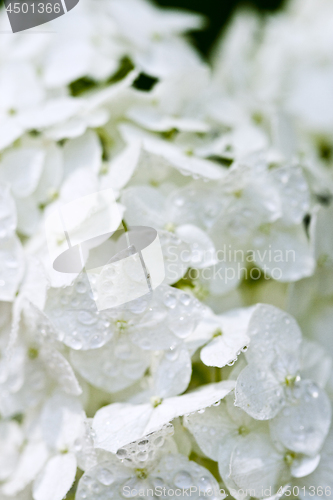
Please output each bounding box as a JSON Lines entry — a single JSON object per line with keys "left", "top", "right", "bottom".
{"left": 97, "top": 468, "right": 114, "bottom": 486}
{"left": 76, "top": 281, "right": 87, "bottom": 294}
{"left": 174, "top": 471, "right": 192, "bottom": 489}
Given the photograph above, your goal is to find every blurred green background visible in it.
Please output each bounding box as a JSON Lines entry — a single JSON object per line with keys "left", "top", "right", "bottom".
{"left": 155, "top": 0, "right": 284, "bottom": 55}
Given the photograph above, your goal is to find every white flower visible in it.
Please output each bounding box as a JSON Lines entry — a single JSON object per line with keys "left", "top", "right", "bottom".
{"left": 2, "top": 391, "right": 86, "bottom": 500}
{"left": 234, "top": 305, "right": 331, "bottom": 455}
{"left": 209, "top": 159, "right": 313, "bottom": 291}
{"left": 70, "top": 335, "right": 150, "bottom": 394}
{"left": 32, "top": 392, "right": 85, "bottom": 500}
{"left": 197, "top": 306, "right": 253, "bottom": 368}
{"left": 0, "top": 420, "right": 23, "bottom": 482}
{"left": 228, "top": 431, "right": 319, "bottom": 497}
{"left": 45, "top": 271, "right": 207, "bottom": 351}
{"left": 121, "top": 180, "right": 219, "bottom": 283}
{"left": 92, "top": 380, "right": 235, "bottom": 453}
{"left": 76, "top": 427, "right": 222, "bottom": 500}
{"left": 0, "top": 182, "right": 24, "bottom": 301}
{"left": 0, "top": 139, "right": 63, "bottom": 236}
{"left": 107, "top": 0, "right": 203, "bottom": 77}
{"left": 44, "top": 70, "right": 138, "bottom": 141}
{"left": 119, "top": 124, "right": 225, "bottom": 181}
{"left": 184, "top": 394, "right": 265, "bottom": 500}
{"left": 293, "top": 423, "right": 333, "bottom": 497}
{"left": 126, "top": 66, "right": 210, "bottom": 133}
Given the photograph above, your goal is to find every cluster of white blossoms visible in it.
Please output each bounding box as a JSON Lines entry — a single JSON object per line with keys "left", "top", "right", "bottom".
{"left": 0, "top": 0, "right": 333, "bottom": 498}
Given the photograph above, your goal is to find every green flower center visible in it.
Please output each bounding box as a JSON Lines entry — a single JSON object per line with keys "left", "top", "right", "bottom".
{"left": 284, "top": 451, "right": 296, "bottom": 466}
{"left": 136, "top": 469, "right": 148, "bottom": 479}
{"left": 28, "top": 347, "right": 39, "bottom": 360}
{"left": 150, "top": 396, "right": 163, "bottom": 408}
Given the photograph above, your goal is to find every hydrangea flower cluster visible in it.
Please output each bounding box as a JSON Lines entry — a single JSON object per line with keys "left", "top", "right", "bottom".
{"left": 0, "top": 0, "right": 332, "bottom": 499}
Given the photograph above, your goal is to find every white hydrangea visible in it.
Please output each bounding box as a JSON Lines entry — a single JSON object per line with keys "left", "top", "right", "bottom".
{"left": 0, "top": 0, "right": 333, "bottom": 498}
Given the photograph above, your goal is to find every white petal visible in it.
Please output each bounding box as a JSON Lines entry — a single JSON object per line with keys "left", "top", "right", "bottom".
{"left": 75, "top": 460, "right": 132, "bottom": 500}
{"left": 33, "top": 453, "right": 77, "bottom": 500}
{"left": 70, "top": 337, "right": 150, "bottom": 393}
{"left": 120, "top": 124, "right": 224, "bottom": 181}
{"left": 127, "top": 106, "right": 208, "bottom": 133}
{"left": 0, "top": 420, "right": 23, "bottom": 481}
{"left": 41, "top": 346, "right": 82, "bottom": 396}
{"left": 291, "top": 455, "right": 321, "bottom": 478}
{"left": 153, "top": 346, "right": 192, "bottom": 398}
{"left": 0, "top": 350, "right": 48, "bottom": 418}
{"left": 93, "top": 402, "right": 153, "bottom": 453}
{"left": 2, "top": 441, "right": 49, "bottom": 496}
{"left": 43, "top": 40, "right": 92, "bottom": 88}
{"left": 156, "top": 453, "right": 221, "bottom": 497}
{"left": 199, "top": 259, "right": 243, "bottom": 296}
{"left": 18, "top": 98, "right": 83, "bottom": 130}
{"left": 252, "top": 223, "right": 315, "bottom": 282}
{"left": 0, "top": 235, "right": 25, "bottom": 302}
{"left": 15, "top": 196, "right": 42, "bottom": 236}
{"left": 63, "top": 130, "right": 102, "bottom": 177}
{"left": 0, "top": 116, "right": 23, "bottom": 151}
{"left": 101, "top": 141, "right": 141, "bottom": 191}
{"left": 229, "top": 433, "right": 290, "bottom": 497}
{"left": 20, "top": 257, "right": 48, "bottom": 310}
{"left": 235, "top": 364, "right": 285, "bottom": 420}
{"left": 0, "top": 62, "right": 44, "bottom": 110}
{"left": 269, "top": 380, "right": 332, "bottom": 455}
{"left": 311, "top": 204, "right": 333, "bottom": 263}
{"left": 218, "top": 437, "right": 251, "bottom": 500}
{"left": 176, "top": 224, "right": 217, "bottom": 269}
{"left": 294, "top": 427, "right": 333, "bottom": 491}
{"left": 44, "top": 273, "right": 114, "bottom": 350}
{"left": 60, "top": 166, "right": 99, "bottom": 203}
{"left": 0, "top": 181, "right": 17, "bottom": 238}
{"left": 200, "top": 307, "right": 252, "bottom": 368}
{"left": 121, "top": 185, "right": 166, "bottom": 229}
{"left": 184, "top": 401, "right": 236, "bottom": 460}
{"left": 93, "top": 381, "right": 235, "bottom": 453}
{"left": 300, "top": 340, "right": 332, "bottom": 389}
{"left": 148, "top": 381, "right": 236, "bottom": 436}
{"left": 75, "top": 459, "right": 133, "bottom": 500}
{"left": 129, "top": 285, "right": 208, "bottom": 350}
{"left": 272, "top": 165, "right": 310, "bottom": 225}
{"left": 41, "top": 392, "right": 85, "bottom": 451}
{"left": 45, "top": 117, "right": 88, "bottom": 141}
{"left": 143, "top": 136, "right": 224, "bottom": 181}
{"left": 185, "top": 315, "right": 220, "bottom": 354}
{"left": 158, "top": 229, "right": 190, "bottom": 285}
{"left": 109, "top": 0, "right": 203, "bottom": 45}
{"left": 34, "top": 142, "right": 63, "bottom": 205}
{"left": 0, "top": 147, "right": 44, "bottom": 198}
{"left": 245, "top": 304, "right": 302, "bottom": 367}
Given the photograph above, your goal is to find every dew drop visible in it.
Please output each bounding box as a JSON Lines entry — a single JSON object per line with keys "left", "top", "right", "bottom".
{"left": 163, "top": 292, "right": 177, "bottom": 308}
{"left": 307, "top": 383, "right": 319, "bottom": 399}
{"left": 174, "top": 471, "right": 192, "bottom": 489}
{"left": 76, "top": 281, "right": 87, "bottom": 294}
{"left": 117, "top": 448, "right": 127, "bottom": 458}
{"left": 78, "top": 311, "right": 97, "bottom": 326}
{"left": 69, "top": 338, "right": 83, "bottom": 350}
{"left": 198, "top": 476, "right": 212, "bottom": 493}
